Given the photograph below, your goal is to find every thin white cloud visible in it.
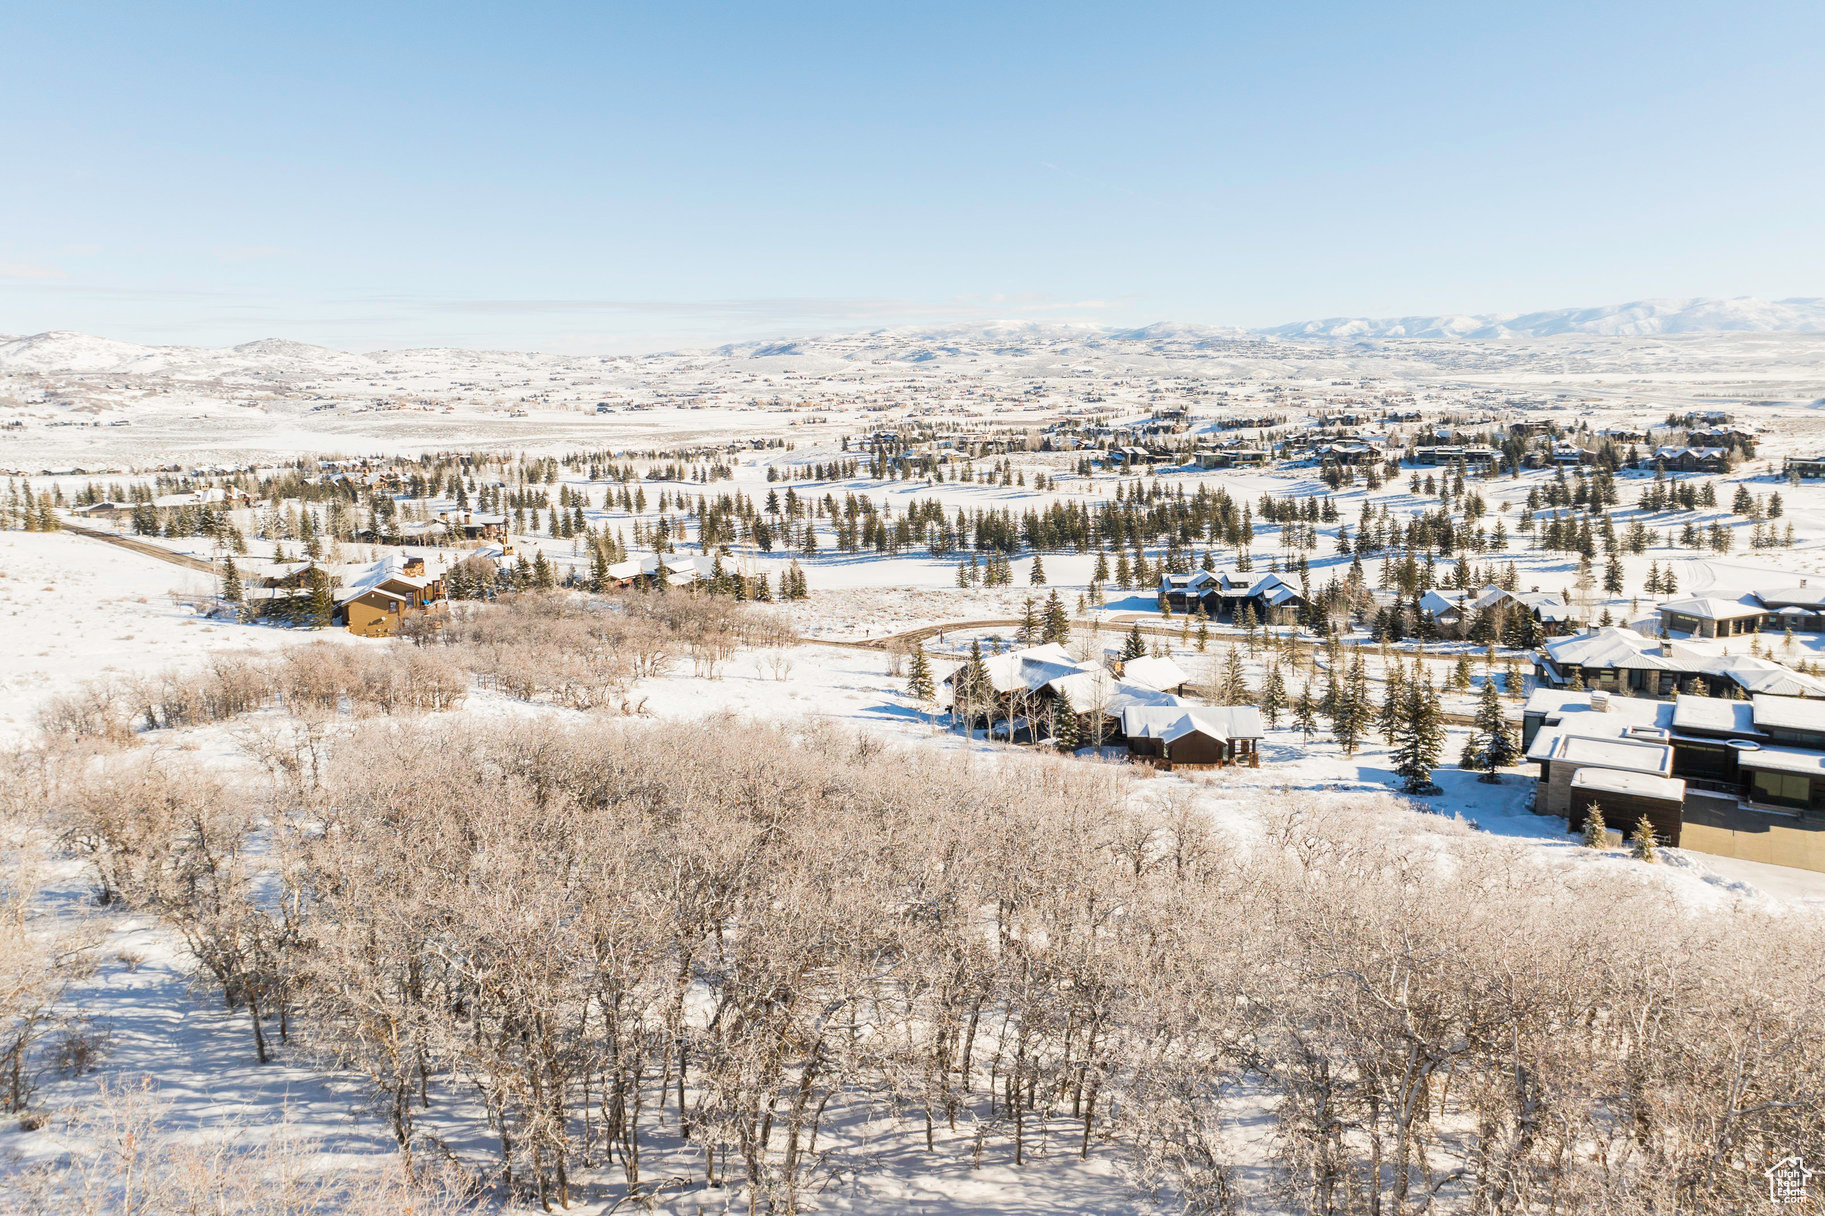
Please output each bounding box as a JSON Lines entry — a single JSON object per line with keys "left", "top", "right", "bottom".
{"left": 0, "top": 262, "right": 69, "bottom": 281}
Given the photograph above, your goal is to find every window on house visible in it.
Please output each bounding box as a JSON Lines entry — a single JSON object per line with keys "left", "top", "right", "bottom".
{"left": 1749, "top": 769, "right": 1812, "bottom": 810}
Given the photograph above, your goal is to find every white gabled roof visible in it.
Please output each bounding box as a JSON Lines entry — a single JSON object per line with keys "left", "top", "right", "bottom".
{"left": 1121, "top": 704, "right": 1265, "bottom": 744}
{"left": 1720, "top": 663, "right": 1825, "bottom": 698}
{"left": 1046, "top": 672, "right": 1181, "bottom": 714}
{"left": 1419, "top": 589, "right": 1465, "bottom": 616}
{"left": 607, "top": 554, "right": 661, "bottom": 580}
{"left": 1121, "top": 655, "right": 1190, "bottom": 692}
{"left": 335, "top": 554, "right": 435, "bottom": 605}
{"left": 1754, "top": 585, "right": 1825, "bottom": 610}
{"left": 665, "top": 554, "right": 714, "bottom": 578}
{"left": 976, "top": 643, "right": 1086, "bottom": 695}
{"left": 1544, "top": 627, "right": 1665, "bottom": 669}
{"left": 1659, "top": 595, "right": 1765, "bottom": 622}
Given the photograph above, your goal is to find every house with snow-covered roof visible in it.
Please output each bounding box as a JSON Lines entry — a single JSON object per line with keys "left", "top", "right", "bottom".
{"left": 1536, "top": 627, "right": 1825, "bottom": 701}
{"left": 1159, "top": 568, "right": 1306, "bottom": 624}
{"left": 943, "top": 643, "right": 1186, "bottom": 744}
{"left": 1522, "top": 687, "right": 1825, "bottom": 871}
{"left": 1656, "top": 581, "right": 1825, "bottom": 637}
{"left": 1121, "top": 705, "right": 1264, "bottom": 770}
{"left": 337, "top": 554, "right": 446, "bottom": 638}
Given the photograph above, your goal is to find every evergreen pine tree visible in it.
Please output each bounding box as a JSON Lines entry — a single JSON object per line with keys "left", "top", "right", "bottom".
{"left": 905, "top": 647, "right": 934, "bottom": 704}
{"left": 1017, "top": 597, "right": 1039, "bottom": 646}
{"left": 1390, "top": 677, "right": 1445, "bottom": 793}
{"left": 1219, "top": 646, "right": 1250, "bottom": 705}
{"left": 1293, "top": 683, "right": 1319, "bottom": 744}
{"left": 1330, "top": 655, "right": 1367, "bottom": 756}
{"left": 1581, "top": 802, "right": 1609, "bottom": 848}
{"left": 1630, "top": 814, "right": 1658, "bottom": 862}
{"left": 1041, "top": 590, "right": 1070, "bottom": 645}
{"left": 1259, "top": 663, "right": 1287, "bottom": 727}
{"left": 1473, "top": 679, "right": 1520, "bottom": 781}
{"left": 954, "top": 639, "right": 993, "bottom": 728}
{"left": 219, "top": 554, "right": 243, "bottom": 610}
{"left": 1030, "top": 553, "right": 1046, "bottom": 585}
{"left": 1120, "top": 623, "right": 1147, "bottom": 662}
{"left": 1050, "top": 690, "right": 1080, "bottom": 751}
{"left": 307, "top": 568, "right": 335, "bottom": 629}
{"left": 1377, "top": 663, "right": 1406, "bottom": 745}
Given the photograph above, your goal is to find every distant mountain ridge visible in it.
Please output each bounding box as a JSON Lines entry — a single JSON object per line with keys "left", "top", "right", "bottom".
{"left": 1259, "top": 296, "right": 1825, "bottom": 340}
{"left": 4, "top": 297, "right": 1824, "bottom": 376}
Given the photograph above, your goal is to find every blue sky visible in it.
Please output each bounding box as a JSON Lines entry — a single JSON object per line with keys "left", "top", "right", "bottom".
{"left": 3, "top": 2, "right": 1822, "bottom": 352}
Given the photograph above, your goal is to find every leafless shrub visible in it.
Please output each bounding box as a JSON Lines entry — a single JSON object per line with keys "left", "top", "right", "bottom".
{"left": 0, "top": 835, "right": 98, "bottom": 1113}
{"left": 37, "top": 682, "right": 133, "bottom": 746}
{"left": 24, "top": 707, "right": 1822, "bottom": 1214}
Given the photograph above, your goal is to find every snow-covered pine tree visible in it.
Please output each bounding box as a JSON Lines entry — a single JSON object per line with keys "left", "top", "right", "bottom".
{"left": 1259, "top": 662, "right": 1287, "bottom": 727}
{"left": 1390, "top": 676, "right": 1445, "bottom": 793}
{"left": 1050, "top": 689, "right": 1080, "bottom": 751}
{"left": 1630, "top": 814, "right": 1658, "bottom": 862}
{"left": 1293, "top": 683, "right": 1319, "bottom": 744}
{"left": 1378, "top": 663, "right": 1407, "bottom": 745}
{"left": 1581, "top": 802, "right": 1609, "bottom": 848}
{"left": 1473, "top": 678, "right": 1519, "bottom": 781}
{"left": 220, "top": 554, "right": 243, "bottom": 609}
{"left": 1219, "top": 646, "right": 1250, "bottom": 705}
{"left": 1017, "top": 597, "right": 1038, "bottom": 646}
{"left": 307, "top": 568, "right": 335, "bottom": 629}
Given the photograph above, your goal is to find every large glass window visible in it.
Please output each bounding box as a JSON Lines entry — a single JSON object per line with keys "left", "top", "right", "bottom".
{"left": 1750, "top": 769, "right": 1813, "bottom": 810}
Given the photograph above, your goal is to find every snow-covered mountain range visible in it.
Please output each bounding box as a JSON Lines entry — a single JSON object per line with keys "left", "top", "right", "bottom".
{"left": 1259, "top": 296, "right": 1825, "bottom": 340}
{"left": 3, "top": 297, "right": 1824, "bottom": 380}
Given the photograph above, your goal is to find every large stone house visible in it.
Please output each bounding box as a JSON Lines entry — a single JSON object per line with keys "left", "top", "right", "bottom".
{"left": 1536, "top": 627, "right": 1825, "bottom": 700}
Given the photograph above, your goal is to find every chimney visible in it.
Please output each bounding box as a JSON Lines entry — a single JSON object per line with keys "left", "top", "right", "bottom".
{"left": 1588, "top": 690, "right": 1610, "bottom": 712}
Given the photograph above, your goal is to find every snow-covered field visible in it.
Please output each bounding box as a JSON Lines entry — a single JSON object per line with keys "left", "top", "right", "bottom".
{"left": 4, "top": 319, "right": 1825, "bottom": 1213}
